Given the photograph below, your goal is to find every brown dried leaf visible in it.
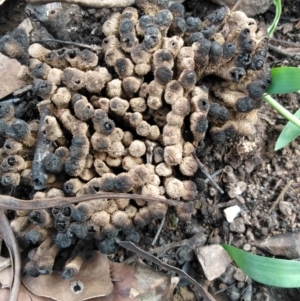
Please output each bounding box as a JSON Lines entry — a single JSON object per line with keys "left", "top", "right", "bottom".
{"left": 0, "top": 53, "right": 26, "bottom": 99}
{"left": 95, "top": 259, "right": 177, "bottom": 301}
{"left": 282, "top": 22, "right": 294, "bottom": 34}
{"left": 0, "top": 265, "right": 12, "bottom": 289}
{"left": 130, "top": 260, "right": 172, "bottom": 301}
{"left": 93, "top": 262, "right": 137, "bottom": 301}
{"left": 0, "top": 266, "right": 50, "bottom": 301}
{"left": 22, "top": 252, "right": 113, "bottom": 301}
{"left": 19, "top": 283, "right": 51, "bottom": 301}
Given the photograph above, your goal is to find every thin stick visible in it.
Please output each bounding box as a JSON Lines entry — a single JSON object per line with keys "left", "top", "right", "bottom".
{"left": 231, "top": 0, "right": 244, "bottom": 12}
{"left": 193, "top": 154, "right": 224, "bottom": 194}
{"left": 36, "top": 39, "right": 102, "bottom": 54}
{"left": 26, "top": 0, "right": 135, "bottom": 8}
{"left": 268, "top": 180, "right": 293, "bottom": 214}
{"left": 0, "top": 98, "right": 22, "bottom": 105}
{"left": 149, "top": 239, "right": 189, "bottom": 256}
{"left": 204, "top": 169, "right": 222, "bottom": 184}
{"left": 0, "top": 192, "right": 185, "bottom": 211}
{"left": 118, "top": 241, "right": 216, "bottom": 301}
{"left": 268, "top": 44, "right": 300, "bottom": 60}
{"left": 271, "top": 38, "right": 300, "bottom": 48}
{"left": 151, "top": 215, "right": 166, "bottom": 246}
{"left": 0, "top": 210, "right": 21, "bottom": 301}
{"left": 215, "top": 199, "right": 238, "bottom": 209}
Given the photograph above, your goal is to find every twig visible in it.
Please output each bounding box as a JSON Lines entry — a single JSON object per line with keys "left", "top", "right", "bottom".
{"left": 268, "top": 180, "right": 293, "bottom": 214}
{"left": 0, "top": 192, "right": 185, "bottom": 210}
{"left": 268, "top": 44, "right": 300, "bottom": 60}
{"left": 0, "top": 98, "right": 22, "bottom": 105}
{"left": 36, "top": 39, "right": 102, "bottom": 54}
{"left": 193, "top": 154, "right": 224, "bottom": 194}
{"left": 0, "top": 210, "right": 21, "bottom": 301}
{"left": 271, "top": 37, "right": 300, "bottom": 48}
{"left": 204, "top": 169, "right": 222, "bottom": 184}
{"left": 118, "top": 241, "right": 217, "bottom": 301}
{"left": 149, "top": 239, "right": 189, "bottom": 256}
{"left": 151, "top": 215, "right": 166, "bottom": 246}
{"left": 215, "top": 199, "right": 238, "bottom": 209}
{"left": 231, "top": 0, "right": 244, "bottom": 12}
{"left": 26, "top": 0, "right": 135, "bottom": 8}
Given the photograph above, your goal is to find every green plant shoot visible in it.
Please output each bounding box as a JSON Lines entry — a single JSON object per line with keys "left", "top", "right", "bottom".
{"left": 263, "top": 67, "right": 300, "bottom": 150}
{"left": 275, "top": 109, "right": 300, "bottom": 150}
{"left": 267, "top": 0, "right": 282, "bottom": 37}
{"left": 222, "top": 244, "right": 300, "bottom": 288}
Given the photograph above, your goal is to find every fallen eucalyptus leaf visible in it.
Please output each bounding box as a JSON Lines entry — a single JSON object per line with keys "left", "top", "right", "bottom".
{"left": 22, "top": 252, "right": 113, "bottom": 301}
{"left": 0, "top": 266, "right": 49, "bottom": 301}
{"left": 94, "top": 261, "right": 137, "bottom": 301}
{"left": 130, "top": 260, "right": 172, "bottom": 301}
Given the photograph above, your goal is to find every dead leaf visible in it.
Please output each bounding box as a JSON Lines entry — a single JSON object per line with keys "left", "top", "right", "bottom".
{"left": 18, "top": 285, "right": 50, "bottom": 301}
{"left": 93, "top": 262, "right": 137, "bottom": 301}
{"left": 22, "top": 252, "right": 113, "bottom": 301}
{"left": 0, "top": 266, "right": 50, "bottom": 301}
{"left": 131, "top": 260, "right": 172, "bottom": 301}
{"left": 282, "top": 22, "right": 294, "bottom": 34}
{"left": 0, "top": 53, "right": 26, "bottom": 100}
{"left": 95, "top": 259, "right": 177, "bottom": 301}
{"left": 0, "top": 265, "right": 12, "bottom": 289}
{"left": 0, "top": 257, "right": 11, "bottom": 273}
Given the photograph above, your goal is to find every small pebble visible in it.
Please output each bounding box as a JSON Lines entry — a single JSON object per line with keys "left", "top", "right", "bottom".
{"left": 224, "top": 205, "right": 241, "bottom": 223}
{"left": 279, "top": 201, "right": 294, "bottom": 216}
{"left": 234, "top": 268, "right": 247, "bottom": 282}
{"left": 243, "top": 243, "right": 251, "bottom": 251}
{"left": 229, "top": 217, "right": 245, "bottom": 233}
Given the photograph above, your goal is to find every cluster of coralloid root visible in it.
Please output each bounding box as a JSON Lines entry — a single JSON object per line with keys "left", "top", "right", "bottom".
{"left": 0, "top": 0, "right": 270, "bottom": 278}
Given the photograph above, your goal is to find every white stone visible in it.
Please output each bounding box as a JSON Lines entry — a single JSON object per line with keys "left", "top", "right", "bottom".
{"left": 224, "top": 205, "right": 241, "bottom": 223}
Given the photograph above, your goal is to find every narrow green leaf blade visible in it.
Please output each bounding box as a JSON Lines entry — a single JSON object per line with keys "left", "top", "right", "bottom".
{"left": 222, "top": 244, "right": 300, "bottom": 288}
{"left": 267, "top": 0, "right": 282, "bottom": 37}
{"left": 275, "top": 109, "right": 300, "bottom": 150}
{"left": 266, "top": 67, "right": 300, "bottom": 94}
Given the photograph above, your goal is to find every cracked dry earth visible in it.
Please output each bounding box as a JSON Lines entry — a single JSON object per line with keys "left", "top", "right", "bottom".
{"left": 0, "top": 0, "right": 300, "bottom": 300}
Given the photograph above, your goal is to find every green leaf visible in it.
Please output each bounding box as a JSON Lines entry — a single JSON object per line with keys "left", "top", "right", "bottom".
{"left": 275, "top": 108, "right": 300, "bottom": 150}
{"left": 267, "top": 0, "right": 282, "bottom": 37}
{"left": 266, "top": 67, "right": 300, "bottom": 94}
{"left": 222, "top": 244, "right": 300, "bottom": 288}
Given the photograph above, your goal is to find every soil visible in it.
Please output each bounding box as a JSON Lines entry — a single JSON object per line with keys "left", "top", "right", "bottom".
{"left": 0, "top": 0, "right": 300, "bottom": 301}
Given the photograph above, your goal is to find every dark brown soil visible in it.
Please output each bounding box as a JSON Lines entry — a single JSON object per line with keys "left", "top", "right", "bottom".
{"left": 0, "top": 0, "right": 300, "bottom": 300}
{"left": 0, "top": 0, "right": 26, "bottom": 36}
